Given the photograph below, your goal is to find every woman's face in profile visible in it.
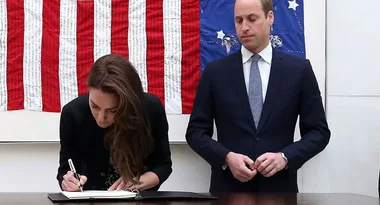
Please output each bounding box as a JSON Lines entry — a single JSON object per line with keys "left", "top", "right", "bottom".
{"left": 88, "top": 88, "right": 118, "bottom": 128}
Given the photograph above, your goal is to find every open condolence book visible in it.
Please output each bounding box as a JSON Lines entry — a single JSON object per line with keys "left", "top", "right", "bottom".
{"left": 61, "top": 190, "right": 137, "bottom": 199}
{"left": 48, "top": 190, "right": 217, "bottom": 202}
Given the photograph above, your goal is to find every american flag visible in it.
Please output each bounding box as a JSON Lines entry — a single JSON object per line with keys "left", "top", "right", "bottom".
{"left": 0, "top": 0, "right": 304, "bottom": 114}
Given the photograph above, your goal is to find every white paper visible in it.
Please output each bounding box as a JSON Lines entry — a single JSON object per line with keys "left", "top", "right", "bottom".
{"left": 61, "top": 190, "right": 137, "bottom": 199}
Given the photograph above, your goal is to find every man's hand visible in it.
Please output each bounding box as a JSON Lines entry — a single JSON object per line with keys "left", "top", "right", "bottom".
{"left": 225, "top": 152, "right": 257, "bottom": 182}
{"left": 254, "top": 152, "right": 287, "bottom": 177}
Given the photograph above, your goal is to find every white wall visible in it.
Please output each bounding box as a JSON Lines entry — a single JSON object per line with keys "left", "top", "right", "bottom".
{"left": 322, "top": 0, "right": 380, "bottom": 197}
{"left": 0, "top": 111, "right": 191, "bottom": 142}
{"left": 0, "top": 143, "right": 211, "bottom": 192}
{"left": 0, "top": 0, "right": 379, "bottom": 198}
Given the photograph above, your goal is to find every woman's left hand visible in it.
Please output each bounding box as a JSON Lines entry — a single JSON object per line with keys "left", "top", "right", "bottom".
{"left": 128, "top": 171, "right": 160, "bottom": 191}
{"left": 108, "top": 177, "right": 132, "bottom": 191}
{"left": 108, "top": 172, "right": 159, "bottom": 191}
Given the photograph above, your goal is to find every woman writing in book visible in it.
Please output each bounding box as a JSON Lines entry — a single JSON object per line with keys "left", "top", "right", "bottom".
{"left": 57, "top": 54, "right": 172, "bottom": 192}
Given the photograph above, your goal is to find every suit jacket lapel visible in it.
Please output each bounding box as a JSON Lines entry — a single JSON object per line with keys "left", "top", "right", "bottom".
{"left": 229, "top": 51, "right": 257, "bottom": 131}
{"left": 257, "top": 49, "right": 283, "bottom": 134}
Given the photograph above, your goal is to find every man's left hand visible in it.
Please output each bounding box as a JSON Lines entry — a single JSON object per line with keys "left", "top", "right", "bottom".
{"left": 253, "top": 152, "right": 287, "bottom": 177}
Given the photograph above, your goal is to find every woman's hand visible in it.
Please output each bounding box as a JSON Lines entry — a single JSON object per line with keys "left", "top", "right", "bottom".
{"left": 62, "top": 171, "right": 87, "bottom": 192}
{"left": 108, "top": 172, "right": 160, "bottom": 191}
{"left": 108, "top": 177, "right": 133, "bottom": 191}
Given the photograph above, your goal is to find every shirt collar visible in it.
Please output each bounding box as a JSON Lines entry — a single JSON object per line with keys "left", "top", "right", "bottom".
{"left": 241, "top": 42, "right": 272, "bottom": 65}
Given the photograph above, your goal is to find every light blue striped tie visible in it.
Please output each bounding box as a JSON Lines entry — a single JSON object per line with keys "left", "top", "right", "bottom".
{"left": 248, "top": 54, "right": 262, "bottom": 128}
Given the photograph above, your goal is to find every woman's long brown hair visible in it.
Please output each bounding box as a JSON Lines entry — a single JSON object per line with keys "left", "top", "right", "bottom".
{"left": 87, "top": 54, "right": 154, "bottom": 184}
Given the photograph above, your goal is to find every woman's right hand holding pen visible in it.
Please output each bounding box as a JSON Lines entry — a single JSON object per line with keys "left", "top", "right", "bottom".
{"left": 62, "top": 171, "right": 87, "bottom": 192}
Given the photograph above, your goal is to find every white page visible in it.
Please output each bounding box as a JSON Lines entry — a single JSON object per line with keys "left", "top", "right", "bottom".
{"left": 61, "top": 190, "right": 137, "bottom": 199}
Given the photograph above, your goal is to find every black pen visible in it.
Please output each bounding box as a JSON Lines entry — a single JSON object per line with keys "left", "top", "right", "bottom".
{"left": 68, "top": 159, "right": 83, "bottom": 192}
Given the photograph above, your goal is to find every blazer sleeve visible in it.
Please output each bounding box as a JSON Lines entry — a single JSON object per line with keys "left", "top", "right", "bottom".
{"left": 145, "top": 96, "right": 172, "bottom": 190}
{"left": 185, "top": 65, "right": 231, "bottom": 169}
{"left": 56, "top": 104, "right": 79, "bottom": 190}
{"left": 281, "top": 60, "right": 331, "bottom": 172}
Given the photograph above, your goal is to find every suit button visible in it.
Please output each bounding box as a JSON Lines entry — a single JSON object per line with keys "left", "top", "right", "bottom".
{"left": 255, "top": 137, "right": 259, "bottom": 140}
{"left": 100, "top": 172, "right": 106, "bottom": 177}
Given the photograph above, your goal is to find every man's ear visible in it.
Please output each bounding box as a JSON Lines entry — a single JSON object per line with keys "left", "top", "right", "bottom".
{"left": 267, "top": 10, "right": 274, "bottom": 24}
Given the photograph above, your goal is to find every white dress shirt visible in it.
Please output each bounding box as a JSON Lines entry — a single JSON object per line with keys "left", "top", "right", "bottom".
{"left": 241, "top": 42, "right": 272, "bottom": 102}
{"left": 222, "top": 43, "right": 273, "bottom": 170}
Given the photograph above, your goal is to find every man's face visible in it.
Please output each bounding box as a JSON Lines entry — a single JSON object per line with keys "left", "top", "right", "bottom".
{"left": 234, "top": 0, "right": 274, "bottom": 53}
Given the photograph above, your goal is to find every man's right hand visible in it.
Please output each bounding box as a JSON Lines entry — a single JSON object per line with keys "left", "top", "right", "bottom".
{"left": 225, "top": 152, "right": 257, "bottom": 182}
{"left": 62, "top": 171, "right": 87, "bottom": 192}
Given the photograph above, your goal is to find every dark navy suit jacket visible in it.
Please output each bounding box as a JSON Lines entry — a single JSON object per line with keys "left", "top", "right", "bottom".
{"left": 186, "top": 48, "right": 331, "bottom": 193}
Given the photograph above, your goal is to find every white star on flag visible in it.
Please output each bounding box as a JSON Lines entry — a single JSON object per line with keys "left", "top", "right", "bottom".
{"left": 288, "top": 0, "right": 299, "bottom": 11}
{"left": 217, "top": 30, "right": 225, "bottom": 40}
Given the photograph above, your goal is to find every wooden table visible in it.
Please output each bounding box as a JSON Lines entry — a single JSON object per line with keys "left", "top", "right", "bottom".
{"left": 0, "top": 193, "right": 378, "bottom": 205}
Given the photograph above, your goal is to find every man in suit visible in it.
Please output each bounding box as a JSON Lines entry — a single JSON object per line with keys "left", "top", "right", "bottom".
{"left": 186, "top": 0, "right": 330, "bottom": 193}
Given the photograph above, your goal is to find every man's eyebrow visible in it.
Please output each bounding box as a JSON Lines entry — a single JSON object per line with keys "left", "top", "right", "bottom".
{"left": 235, "top": 14, "right": 259, "bottom": 18}
{"left": 245, "top": 14, "right": 259, "bottom": 18}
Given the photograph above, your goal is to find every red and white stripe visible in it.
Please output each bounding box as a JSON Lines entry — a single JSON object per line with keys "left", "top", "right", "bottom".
{"left": 128, "top": 1, "right": 148, "bottom": 93}
{"left": 41, "top": 0, "right": 60, "bottom": 111}
{"left": 94, "top": 0, "right": 112, "bottom": 61}
{"left": 59, "top": 0, "right": 79, "bottom": 110}
{"left": 163, "top": 0, "right": 182, "bottom": 114}
{"left": 0, "top": 0, "right": 200, "bottom": 114}
{"left": 0, "top": 0, "right": 8, "bottom": 110}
